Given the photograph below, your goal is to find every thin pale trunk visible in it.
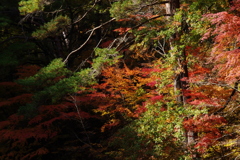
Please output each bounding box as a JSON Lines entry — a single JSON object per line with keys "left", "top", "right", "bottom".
{"left": 165, "top": 0, "right": 195, "bottom": 151}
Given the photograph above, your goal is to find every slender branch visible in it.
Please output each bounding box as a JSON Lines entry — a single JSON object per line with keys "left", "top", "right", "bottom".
{"left": 132, "top": 14, "right": 171, "bottom": 29}
{"left": 63, "top": 18, "right": 116, "bottom": 63}
{"left": 70, "top": 94, "right": 91, "bottom": 144}
{"left": 113, "top": 13, "right": 172, "bottom": 51}
{"left": 214, "top": 81, "right": 239, "bottom": 114}
{"left": 154, "top": 39, "right": 167, "bottom": 56}
{"left": 65, "top": 2, "right": 173, "bottom": 63}
{"left": 73, "top": 0, "right": 99, "bottom": 25}
{"left": 220, "top": 150, "right": 240, "bottom": 159}
{"left": 73, "top": 29, "right": 109, "bottom": 72}
{"left": 235, "top": 154, "right": 240, "bottom": 160}
{"left": 70, "top": 129, "right": 92, "bottom": 148}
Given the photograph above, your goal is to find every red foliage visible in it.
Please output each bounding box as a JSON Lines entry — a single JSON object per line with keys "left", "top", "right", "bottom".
{"left": 38, "top": 103, "right": 71, "bottom": 114}
{"left": 141, "top": 67, "right": 162, "bottom": 77}
{"left": 202, "top": 8, "right": 240, "bottom": 84}
{"left": 0, "top": 100, "right": 99, "bottom": 149}
{"left": 11, "top": 93, "right": 32, "bottom": 104}
{"left": 8, "top": 114, "right": 24, "bottom": 125}
{"left": 183, "top": 114, "right": 227, "bottom": 152}
{"left": 147, "top": 81, "right": 157, "bottom": 87}
{"left": 230, "top": 0, "right": 240, "bottom": 13}
{"left": 0, "top": 101, "right": 12, "bottom": 107}
{"left": 28, "top": 115, "right": 43, "bottom": 125}
{"left": 34, "top": 102, "right": 99, "bottom": 128}
{"left": 150, "top": 95, "right": 164, "bottom": 104}
{"left": 15, "top": 65, "right": 41, "bottom": 79}
{"left": 183, "top": 89, "right": 221, "bottom": 107}
{"left": 0, "top": 82, "right": 23, "bottom": 98}
{"left": 133, "top": 103, "right": 148, "bottom": 118}
{"left": 185, "top": 46, "right": 201, "bottom": 57}
{"left": 0, "top": 94, "right": 33, "bottom": 108}
{"left": 99, "top": 40, "right": 114, "bottom": 48}
{"left": 188, "top": 64, "right": 210, "bottom": 83}
{"left": 22, "top": 147, "right": 49, "bottom": 160}
{"left": 1, "top": 127, "right": 58, "bottom": 143}
{"left": 0, "top": 120, "right": 10, "bottom": 130}
{"left": 0, "top": 81, "right": 19, "bottom": 88}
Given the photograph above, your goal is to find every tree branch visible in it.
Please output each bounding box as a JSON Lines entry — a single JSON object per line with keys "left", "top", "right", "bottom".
{"left": 63, "top": 18, "right": 116, "bottom": 63}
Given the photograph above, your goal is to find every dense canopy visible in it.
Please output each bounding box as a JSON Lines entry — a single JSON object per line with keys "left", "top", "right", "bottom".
{"left": 0, "top": 0, "right": 239, "bottom": 159}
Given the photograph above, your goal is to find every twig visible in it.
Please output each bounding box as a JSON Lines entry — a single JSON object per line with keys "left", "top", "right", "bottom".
{"left": 70, "top": 95, "right": 91, "bottom": 144}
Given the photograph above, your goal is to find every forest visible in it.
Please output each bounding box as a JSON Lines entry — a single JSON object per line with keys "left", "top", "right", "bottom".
{"left": 0, "top": 0, "right": 239, "bottom": 159}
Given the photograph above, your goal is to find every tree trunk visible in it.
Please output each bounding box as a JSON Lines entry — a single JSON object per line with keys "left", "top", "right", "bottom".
{"left": 165, "top": 0, "right": 180, "bottom": 15}
{"left": 165, "top": 0, "right": 196, "bottom": 152}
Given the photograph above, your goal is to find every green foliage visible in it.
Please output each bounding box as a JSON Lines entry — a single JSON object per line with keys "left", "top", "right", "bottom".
{"left": 18, "top": 103, "right": 38, "bottom": 118}
{"left": 187, "top": 0, "right": 228, "bottom": 13}
{"left": 19, "top": 0, "right": 52, "bottom": 14}
{"left": 32, "top": 15, "right": 71, "bottom": 40}
{"left": 110, "top": 0, "right": 135, "bottom": 20}
{"left": 108, "top": 100, "right": 207, "bottom": 159}
{"left": 110, "top": 0, "right": 166, "bottom": 20}
{"left": 0, "top": 41, "right": 39, "bottom": 81}
{"left": 17, "top": 58, "right": 70, "bottom": 88}
{"left": 93, "top": 48, "right": 122, "bottom": 69}
{"left": 0, "top": 42, "right": 39, "bottom": 66}
{"left": 0, "top": 16, "right": 11, "bottom": 28}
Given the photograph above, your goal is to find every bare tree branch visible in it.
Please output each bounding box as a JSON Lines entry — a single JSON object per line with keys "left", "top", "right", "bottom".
{"left": 69, "top": 94, "right": 91, "bottom": 144}
{"left": 63, "top": 18, "right": 116, "bottom": 63}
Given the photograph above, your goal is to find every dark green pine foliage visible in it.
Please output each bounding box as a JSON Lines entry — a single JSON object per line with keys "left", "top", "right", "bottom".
{"left": 32, "top": 15, "right": 71, "bottom": 40}
{"left": 0, "top": 0, "right": 41, "bottom": 81}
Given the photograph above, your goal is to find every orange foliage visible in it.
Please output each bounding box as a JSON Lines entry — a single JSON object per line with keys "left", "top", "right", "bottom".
{"left": 113, "top": 27, "right": 131, "bottom": 35}
{"left": 74, "top": 64, "right": 155, "bottom": 131}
